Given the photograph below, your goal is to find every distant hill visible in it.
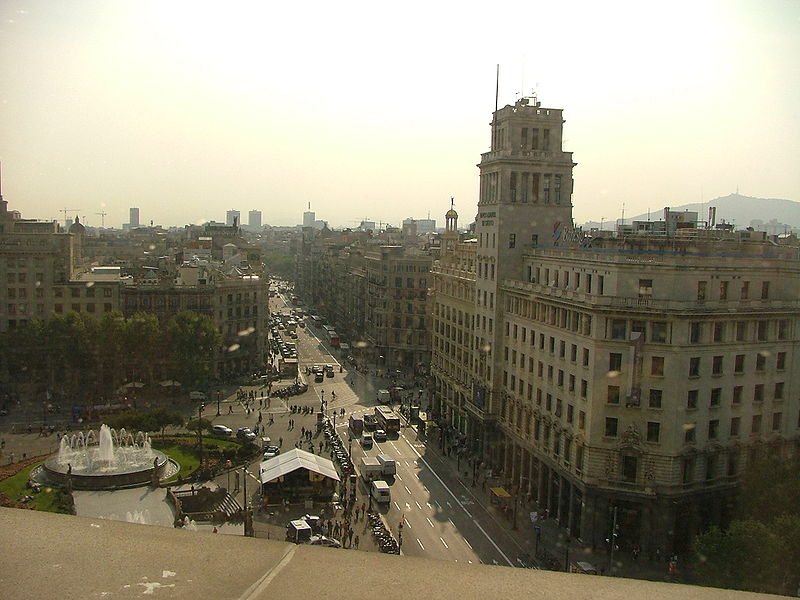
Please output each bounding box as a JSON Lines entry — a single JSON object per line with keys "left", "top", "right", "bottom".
{"left": 583, "top": 194, "right": 800, "bottom": 231}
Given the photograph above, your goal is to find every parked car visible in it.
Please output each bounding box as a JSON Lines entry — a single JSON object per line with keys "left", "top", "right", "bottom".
{"left": 373, "top": 429, "right": 387, "bottom": 442}
{"left": 361, "top": 433, "right": 374, "bottom": 448}
{"left": 237, "top": 427, "right": 256, "bottom": 442}
{"left": 212, "top": 424, "right": 233, "bottom": 436}
{"left": 264, "top": 446, "right": 281, "bottom": 459}
{"left": 309, "top": 535, "right": 342, "bottom": 548}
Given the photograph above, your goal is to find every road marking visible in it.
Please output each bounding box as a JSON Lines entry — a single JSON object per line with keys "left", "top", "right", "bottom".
{"left": 426, "top": 517, "right": 434, "bottom": 528}
{"left": 468, "top": 560, "right": 473, "bottom": 564}
{"left": 401, "top": 434, "right": 514, "bottom": 567}
{"left": 394, "top": 502, "right": 401, "bottom": 511}
{"left": 415, "top": 501, "right": 422, "bottom": 510}
{"left": 426, "top": 502, "right": 433, "bottom": 509}
{"left": 395, "top": 473, "right": 402, "bottom": 481}
{"left": 474, "top": 521, "right": 514, "bottom": 567}
{"left": 404, "top": 520, "right": 412, "bottom": 530}
{"left": 405, "top": 503, "right": 412, "bottom": 510}
{"left": 405, "top": 461, "right": 410, "bottom": 467}
{"left": 404, "top": 485, "right": 411, "bottom": 495}
{"left": 417, "top": 539, "right": 425, "bottom": 550}
{"left": 440, "top": 537, "right": 449, "bottom": 549}
{"left": 464, "top": 538, "right": 472, "bottom": 549}
{"left": 446, "top": 501, "right": 453, "bottom": 509}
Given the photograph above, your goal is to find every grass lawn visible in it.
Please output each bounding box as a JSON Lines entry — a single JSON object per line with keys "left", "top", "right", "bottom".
{"left": 0, "top": 462, "right": 72, "bottom": 513}
{"left": 153, "top": 436, "right": 244, "bottom": 481}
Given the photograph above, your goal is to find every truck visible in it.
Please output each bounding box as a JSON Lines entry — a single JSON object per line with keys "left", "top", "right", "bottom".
{"left": 371, "top": 480, "right": 391, "bottom": 504}
{"left": 377, "top": 389, "right": 391, "bottom": 404}
{"left": 360, "top": 457, "right": 383, "bottom": 482}
{"left": 348, "top": 415, "right": 363, "bottom": 436}
{"left": 376, "top": 454, "right": 396, "bottom": 476}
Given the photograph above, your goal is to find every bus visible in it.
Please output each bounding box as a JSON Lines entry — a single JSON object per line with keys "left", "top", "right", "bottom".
{"left": 322, "top": 326, "right": 340, "bottom": 348}
{"left": 374, "top": 406, "right": 400, "bottom": 434}
{"left": 310, "top": 315, "right": 324, "bottom": 327}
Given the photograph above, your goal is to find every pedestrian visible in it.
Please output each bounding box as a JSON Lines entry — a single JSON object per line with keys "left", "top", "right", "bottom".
{"left": 354, "top": 535, "right": 359, "bottom": 549}
{"left": 278, "top": 437, "right": 283, "bottom": 447}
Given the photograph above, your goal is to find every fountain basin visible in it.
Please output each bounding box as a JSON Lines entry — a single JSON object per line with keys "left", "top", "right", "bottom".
{"left": 43, "top": 451, "right": 171, "bottom": 490}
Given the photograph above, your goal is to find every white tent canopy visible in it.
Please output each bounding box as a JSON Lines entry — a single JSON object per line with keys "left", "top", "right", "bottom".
{"left": 259, "top": 448, "right": 340, "bottom": 484}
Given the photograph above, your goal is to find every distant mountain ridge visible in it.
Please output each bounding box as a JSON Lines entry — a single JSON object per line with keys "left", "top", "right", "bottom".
{"left": 584, "top": 194, "right": 800, "bottom": 230}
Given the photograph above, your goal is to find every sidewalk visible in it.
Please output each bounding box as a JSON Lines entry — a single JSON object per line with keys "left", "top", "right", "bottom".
{"left": 405, "top": 419, "right": 679, "bottom": 582}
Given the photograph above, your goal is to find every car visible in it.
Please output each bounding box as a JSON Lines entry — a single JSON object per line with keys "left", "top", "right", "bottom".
{"left": 237, "top": 427, "right": 256, "bottom": 442}
{"left": 263, "top": 446, "right": 281, "bottom": 459}
{"left": 308, "top": 535, "right": 342, "bottom": 548}
{"left": 373, "top": 429, "right": 387, "bottom": 442}
{"left": 314, "top": 372, "right": 324, "bottom": 383}
{"left": 361, "top": 433, "right": 373, "bottom": 448}
{"left": 298, "top": 321, "right": 306, "bottom": 328}
{"left": 289, "top": 332, "right": 298, "bottom": 339}
{"left": 212, "top": 424, "right": 233, "bottom": 436}
{"left": 325, "top": 364, "right": 335, "bottom": 377}
{"left": 362, "top": 414, "right": 376, "bottom": 430}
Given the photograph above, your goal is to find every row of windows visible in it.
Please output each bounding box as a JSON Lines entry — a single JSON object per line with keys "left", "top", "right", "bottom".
{"left": 505, "top": 329, "right": 592, "bottom": 366}
{"left": 608, "top": 350, "right": 788, "bottom": 377}
{"left": 53, "top": 303, "right": 114, "bottom": 314}
{"left": 53, "top": 286, "right": 114, "bottom": 298}
{"left": 506, "top": 298, "right": 593, "bottom": 337}
{"left": 689, "top": 319, "right": 791, "bottom": 343}
{"left": 697, "top": 279, "right": 770, "bottom": 301}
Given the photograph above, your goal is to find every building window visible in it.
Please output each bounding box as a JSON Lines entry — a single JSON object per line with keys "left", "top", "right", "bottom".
{"left": 580, "top": 380, "right": 587, "bottom": 398}
{"left": 607, "top": 386, "right": 620, "bottom": 404}
{"left": 777, "top": 352, "right": 786, "bottom": 370}
{"left": 638, "top": 279, "right": 653, "bottom": 297}
{"left": 579, "top": 410, "right": 586, "bottom": 429}
{"left": 683, "top": 457, "right": 694, "bottom": 483}
{"left": 713, "top": 322, "right": 724, "bottom": 342}
{"left": 685, "top": 424, "right": 696, "bottom": 443}
{"left": 706, "top": 456, "right": 717, "bottom": 480}
{"left": 651, "top": 356, "right": 664, "bottom": 376}
{"left": 774, "top": 382, "right": 784, "bottom": 400}
{"left": 651, "top": 322, "right": 668, "bottom": 343}
{"left": 732, "top": 386, "right": 743, "bottom": 405}
{"left": 751, "top": 414, "right": 762, "bottom": 433}
{"left": 567, "top": 404, "right": 574, "bottom": 424}
{"left": 689, "top": 357, "right": 700, "bottom": 377}
{"left": 697, "top": 281, "right": 707, "bottom": 301}
{"left": 755, "top": 353, "right": 766, "bottom": 372}
{"left": 710, "top": 388, "right": 722, "bottom": 407}
{"left": 621, "top": 456, "right": 637, "bottom": 482}
{"left": 708, "top": 419, "right": 719, "bottom": 439}
{"left": 719, "top": 281, "right": 728, "bottom": 300}
{"left": 741, "top": 281, "right": 749, "bottom": 300}
{"left": 730, "top": 417, "right": 740, "bottom": 437}
{"left": 690, "top": 322, "right": 702, "bottom": 343}
{"left": 687, "top": 390, "right": 698, "bottom": 410}
{"left": 647, "top": 422, "right": 660, "bottom": 443}
{"left": 71, "top": 288, "right": 80, "bottom": 298}
{"left": 736, "top": 321, "right": 747, "bottom": 341}
{"left": 605, "top": 417, "right": 618, "bottom": 437}
{"left": 611, "top": 319, "right": 626, "bottom": 340}
{"left": 734, "top": 354, "right": 745, "bottom": 373}
{"left": 761, "top": 281, "right": 770, "bottom": 300}
{"left": 508, "top": 234, "right": 516, "bottom": 249}
{"left": 649, "top": 389, "right": 662, "bottom": 409}
{"left": 754, "top": 384, "right": 764, "bottom": 403}
{"left": 772, "top": 412, "right": 782, "bottom": 430}
{"left": 712, "top": 355, "right": 723, "bottom": 375}
{"left": 609, "top": 353, "right": 622, "bottom": 372}
{"left": 777, "top": 320, "right": 789, "bottom": 340}
{"left": 757, "top": 321, "right": 768, "bottom": 341}
{"left": 582, "top": 348, "right": 589, "bottom": 366}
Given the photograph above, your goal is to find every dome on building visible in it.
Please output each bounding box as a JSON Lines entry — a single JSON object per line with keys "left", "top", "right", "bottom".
{"left": 68, "top": 216, "right": 86, "bottom": 235}
{"left": 445, "top": 208, "right": 458, "bottom": 218}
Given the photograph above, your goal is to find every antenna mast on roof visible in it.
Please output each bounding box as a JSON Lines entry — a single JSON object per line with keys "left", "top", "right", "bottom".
{"left": 495, "top": 64, "right": 499, "bottom": 113}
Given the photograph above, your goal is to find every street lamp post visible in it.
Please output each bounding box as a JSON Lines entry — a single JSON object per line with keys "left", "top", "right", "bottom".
{"left": 198, "top": 403, "right": 205, "bottom": 469}
{"left": 216, "top": 391, "right": 221, "bottom": 416}
{"left": 511, "top": 487, "right": 519, "bottom": 530}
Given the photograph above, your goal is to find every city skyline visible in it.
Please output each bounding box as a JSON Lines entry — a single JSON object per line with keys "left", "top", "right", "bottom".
{"left": 1, "top": 1, "right": 798, "bottom": 229}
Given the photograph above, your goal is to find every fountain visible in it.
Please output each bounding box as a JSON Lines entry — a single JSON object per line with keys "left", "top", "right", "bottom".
{"left": 42, "top": 424, "right": 176, "bottom": 490}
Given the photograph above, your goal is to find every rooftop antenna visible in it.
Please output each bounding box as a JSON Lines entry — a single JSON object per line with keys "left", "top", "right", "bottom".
{"left": 495, "top": 64, "right": 499, "bottom": 113}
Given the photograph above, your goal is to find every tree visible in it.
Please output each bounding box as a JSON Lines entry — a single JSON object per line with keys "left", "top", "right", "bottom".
{"left": 165, "top": 311, "right": 221, "bottom": 389}
{"left": 185, "top": 417, "right": 212, "bottom": 435}
{"left": 150, "top": 407, "right": 184, "bottom": 439}
{"left": 105, "top": 407, "right": 184, "bottom": 439}
{"left": 123, "top": 312, "right": 162, "bottom": 385}
{"left": 692, "top": 452, "right": 800, "bottom": 595}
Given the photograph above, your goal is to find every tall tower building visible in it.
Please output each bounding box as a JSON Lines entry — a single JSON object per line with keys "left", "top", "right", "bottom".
{"left": 248, "top": 210, "right": 262, "bottom": 228}
{"left": 129, "top": 207, "right": 140, "bottom": 228}
{"left": 303, "top": 203, "right": 315, "bottom": 228}
{"left": 226, "top": 210, "right": 240, "bottom": 227}
{"left": 473, "top": 96, "right": 576, "bottom": 444}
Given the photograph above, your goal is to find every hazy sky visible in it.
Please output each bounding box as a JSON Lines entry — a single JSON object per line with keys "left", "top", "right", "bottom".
{"left": 1, "top": 0, "right": 798, "bottom": 229}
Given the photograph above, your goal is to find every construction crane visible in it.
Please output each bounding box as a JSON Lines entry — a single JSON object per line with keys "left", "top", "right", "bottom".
{"left": 59, "top": 208, "right": 82, "bottom": 225}
{"left": 95, "top": 211, "right": 107, "bottom": 227}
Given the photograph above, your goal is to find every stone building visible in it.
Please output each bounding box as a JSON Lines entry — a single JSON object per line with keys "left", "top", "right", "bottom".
{"left": 430, "top": 97, "right": 800, "bottom": 555}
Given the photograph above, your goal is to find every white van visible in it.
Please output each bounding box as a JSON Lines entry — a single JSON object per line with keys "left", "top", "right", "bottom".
{"left": 371, "top": 480, "right": 391, "bottom": 504}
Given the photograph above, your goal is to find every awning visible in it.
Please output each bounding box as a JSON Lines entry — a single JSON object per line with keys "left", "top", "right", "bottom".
{"left": 259, "top": 448, "right": 340, "bottom": 484}
{"left": 490, "top": 487, "right": 511, "bottom": 498}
